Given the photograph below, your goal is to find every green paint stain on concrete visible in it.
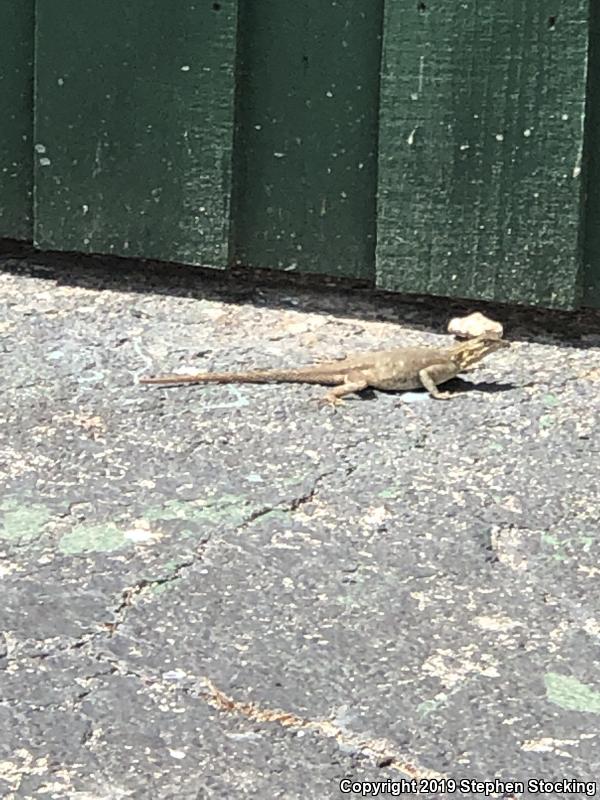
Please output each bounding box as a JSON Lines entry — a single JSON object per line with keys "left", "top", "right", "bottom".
{"left": 149, "top": 580, "right": 178, "bottom": 596}
{"left": 541, "top": 531, "right": 592, "bottom": 562}
{"left": 377, "top": 486, "right": 400, "bottom": 499}
{"left": 541, "top": 532, "right": 567, "bottom": 561}
{"left": 253, "top": 509, "right": 289, "bottom": 524}
{"left": 539, "top": 414, "right": 555, "bottom": 428}
{"left": 59, "top": 523, "right": 127, "bottom": 554}
{"left": 543, "top": 393, "right": 560, "bottom": 407}
{"left": 144, "top": 494, "right": 253, "bottom": 528}
{"left": 143, "top": 560, "right": 189, "bottom": 582}
{"left": 180, "top": 528, "right": 203, "bottom": 540}
{"left": 417, "top": 693, "right": 449, "bottom": 718}
{"left": 545, "top": 672, "right": 600, "bottom": 713}
{"left": 487, "top": 442, "right": 504, "bottom": 453}
{"left": 542, "top": 532, "right": 559, "bottom": 546}
{"left": 0, "top": 499, "right": 52, "bottom": 542}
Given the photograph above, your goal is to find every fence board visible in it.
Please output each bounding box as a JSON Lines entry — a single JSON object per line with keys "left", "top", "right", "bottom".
{"left": 34, "top": 1, "right": 238, "bottom": 267}
{"left": 376, "top": 0, "right": 589, "bottom": 309}
{"left": 0, "top": 1, "right": 33, "bottom": 239}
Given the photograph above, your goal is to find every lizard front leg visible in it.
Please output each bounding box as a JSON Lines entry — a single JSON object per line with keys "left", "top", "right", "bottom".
{"left": 320, "top": 373, "right": 369, "bottom": 407}
{"left": 418, "top": 365, "right": 454, "bottom": 400}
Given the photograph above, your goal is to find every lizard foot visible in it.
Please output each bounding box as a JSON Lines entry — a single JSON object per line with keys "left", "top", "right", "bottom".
{"left": 316, "top": 393, "right": 345, "bottom": 409}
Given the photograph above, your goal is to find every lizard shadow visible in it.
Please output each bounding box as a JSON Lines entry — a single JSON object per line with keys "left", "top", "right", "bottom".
{"left": 360, "top": 378, "right": 516, "bottom": 401}
{"left": 441, "top": 377, "right": 516, "bottom": 395}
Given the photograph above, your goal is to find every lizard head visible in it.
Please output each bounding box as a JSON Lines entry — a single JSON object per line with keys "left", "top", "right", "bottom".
{"left": 448, "top": 333, "right": 510, "bottom": 370}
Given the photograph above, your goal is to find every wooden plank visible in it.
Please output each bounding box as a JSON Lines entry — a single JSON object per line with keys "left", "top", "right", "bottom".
{"left": 232, "top": 0, "right": 383, "bottom": 279}
{"left": 34, "top": 1, "right": 237, "bottom": 267}
{"left": 376, "top": 0, "right": 589, "bottom": 309}
{"left": 583, "top": 1, "right": 600, "bottom": 308}
{"left": 0, "top": 0, "right": 33, "bottom": 240}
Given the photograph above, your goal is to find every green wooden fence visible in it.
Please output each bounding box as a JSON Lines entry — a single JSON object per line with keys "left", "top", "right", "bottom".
{"left": 34, "top": 0, "right": 237, "bottom": 267}
{"left": 0, "top": 0, "right": 598, "bottom": 310}
{"left": 0, "top": 1, "right": 33, "bottom": 241}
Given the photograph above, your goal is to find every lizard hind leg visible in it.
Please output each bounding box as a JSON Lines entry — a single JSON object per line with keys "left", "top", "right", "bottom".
{"left": 319, "top": 372, "right": 369, "bottom": 407}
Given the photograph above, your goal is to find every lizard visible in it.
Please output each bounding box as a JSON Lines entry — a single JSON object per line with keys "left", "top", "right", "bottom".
{"left": 139, "top": 333, "right": 510, "bottom": 406}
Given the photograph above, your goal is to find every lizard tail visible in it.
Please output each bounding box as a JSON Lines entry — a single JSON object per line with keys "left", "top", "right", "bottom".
{"left": 139, "top": 367, "right": 339, "bottom": 386}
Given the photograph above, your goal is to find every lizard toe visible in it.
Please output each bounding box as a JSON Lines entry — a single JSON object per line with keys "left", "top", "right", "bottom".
{"left": 318, "top": 394, "right": 345, "bottom": 408}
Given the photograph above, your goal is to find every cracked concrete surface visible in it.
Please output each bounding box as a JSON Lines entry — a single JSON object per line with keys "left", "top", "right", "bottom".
{"left": 1, "top": 252, "right": 600, "bottom": 799}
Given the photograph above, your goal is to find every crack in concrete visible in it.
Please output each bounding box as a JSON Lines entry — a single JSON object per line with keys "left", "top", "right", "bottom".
{"left": 194, "top": 676, "right": 445, "bottom": 780}
{"left": 22, "top": 547, "right": 207, "bottom": 660}
{"left": 19, "top": 475, "right": 328, "bottom": 662}
{"left": 5, "top": 468, "right": 446, "bottom": 780}
{"left": 240, "top": 469, "right": 335, "bottom": 529}
{"left": 94, "top": 473, "right": 334, "bottom": 638}
{"left": 108, "top": 544, "right": 209, "bottom": 634}
{"left": 66, "top": 647, "right": 444, "bottom": 782}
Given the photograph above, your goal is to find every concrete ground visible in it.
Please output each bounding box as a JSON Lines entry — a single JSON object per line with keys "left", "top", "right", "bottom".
{"left": 1, "top": 251, "right": 600, "bottom": 800}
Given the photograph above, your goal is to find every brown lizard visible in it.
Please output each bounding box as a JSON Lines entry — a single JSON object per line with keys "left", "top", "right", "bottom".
{"left": 139, "top": 333, "right": 509, "bottom": 405}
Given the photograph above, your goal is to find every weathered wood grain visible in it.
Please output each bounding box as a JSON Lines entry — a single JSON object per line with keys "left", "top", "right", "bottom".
{"left": 233, "top": 0, "right": 383, "bottom": 278}
{"left": 34, "top": 1, "right": 238, "bottom": 267}
{"left": 0, "top": 1, "right": 33, "bottom": 240}
{"left": 376, "top": 0, "right": 590, "bottom": 309}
